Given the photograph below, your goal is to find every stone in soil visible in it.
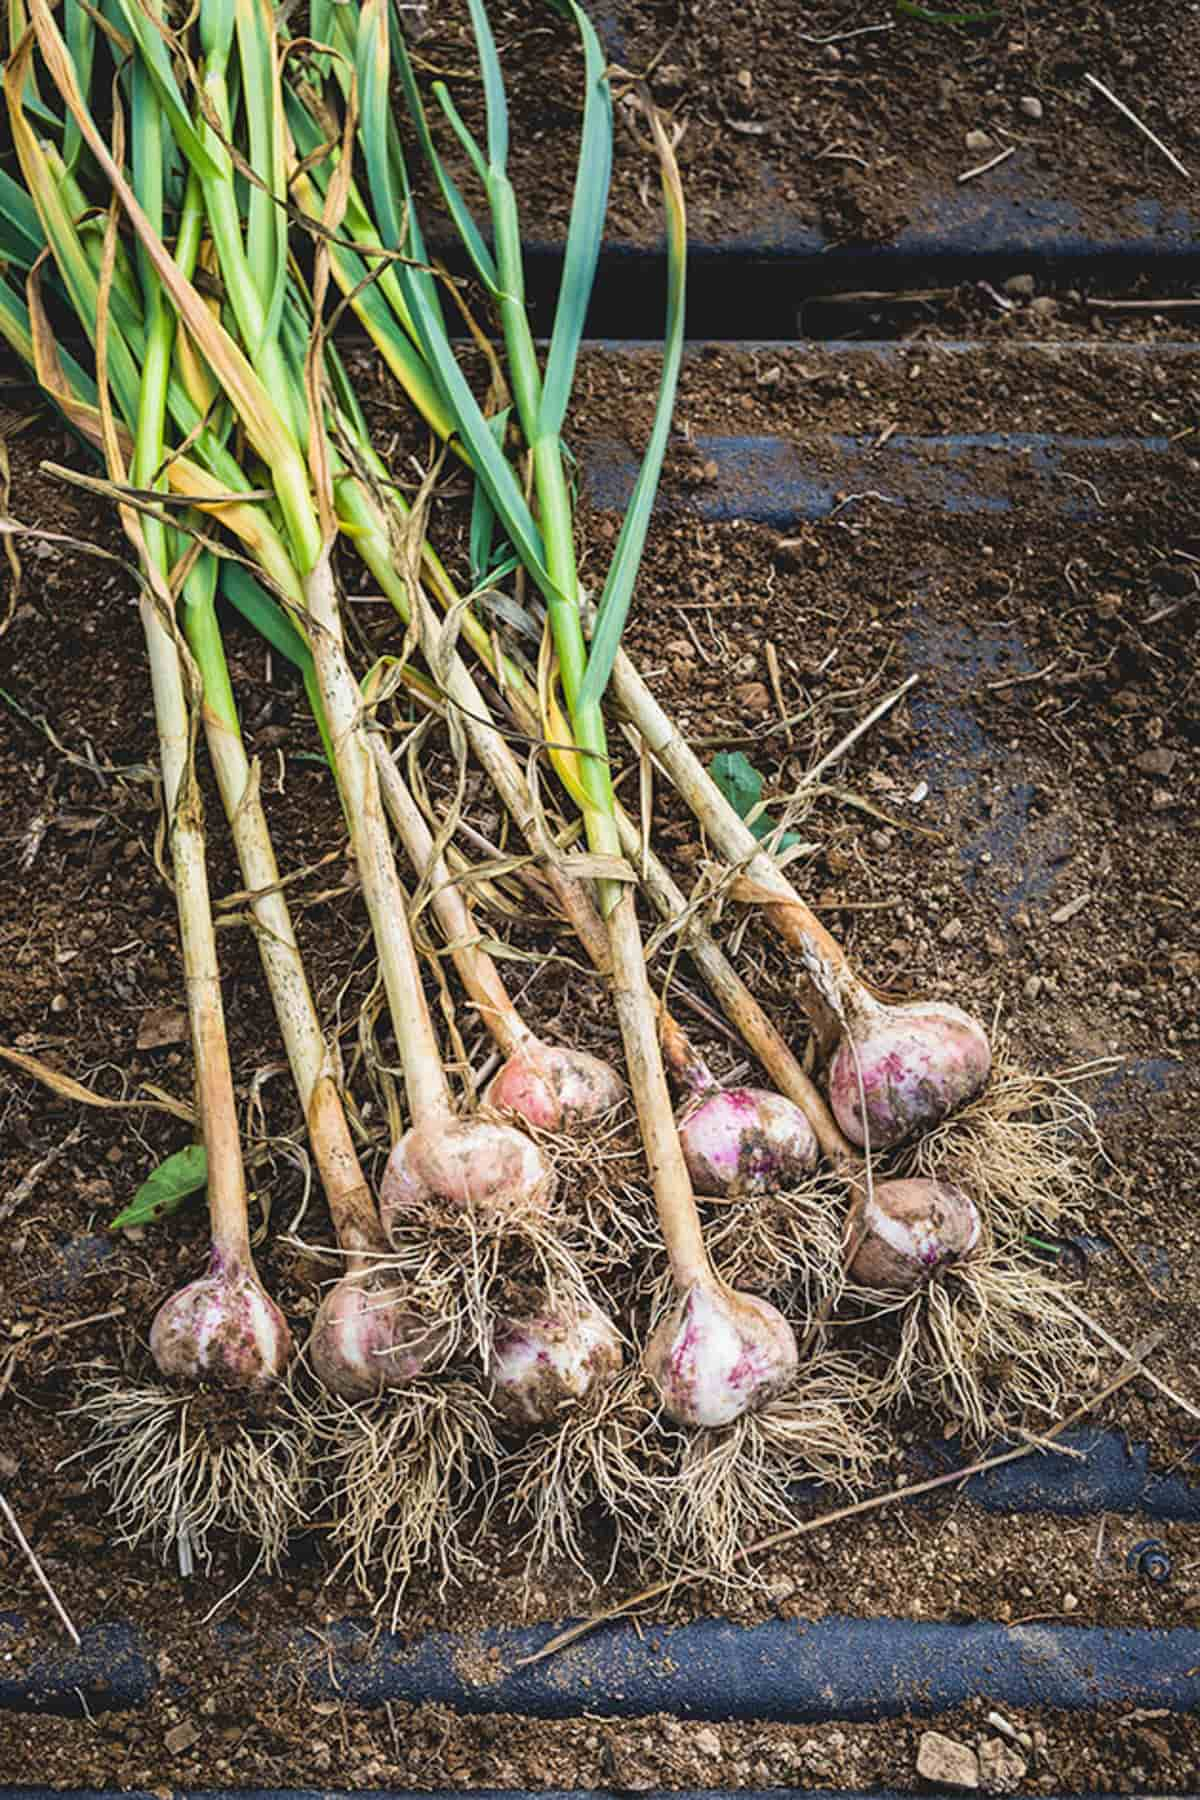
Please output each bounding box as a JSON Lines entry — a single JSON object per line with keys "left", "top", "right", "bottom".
{"left": 918, "top": 1730, "right": 979, "bottom": 1789}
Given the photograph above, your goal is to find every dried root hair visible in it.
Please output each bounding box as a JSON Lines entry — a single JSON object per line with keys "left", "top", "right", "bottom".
{"left": 378, "top": 1183, "right": 597, "bottom": 1378}
{"left": 499, "top": 1362, "right": 669, "bottom": 1594}
{"left": 528, "top": 1099, "right": 660, "bottom": 1288}
{"left": 646, "top": 1352, "right": 878, "bottom": 1591}
{"left": 847, "top": 1237, "right": 1096, "bottom": 1442}
{"left": 65, "top": 1377, "right": 306, "bottom": 1574}
{"left": 309, "top": 1375, "right": 501, "bottom": 1621}
{"left": 898, "top": 1054, "right": 1106, "bottom": 1241}
{"left": 699, "top": 1170, "right": 848, "bottom": 1316}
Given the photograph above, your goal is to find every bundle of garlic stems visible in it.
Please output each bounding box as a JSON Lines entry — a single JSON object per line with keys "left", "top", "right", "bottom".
{"left": 286, "top": 0, "right": 1095, "bottom": 1442}
{"left": 6, "top": 0, "right": 1091, "bottom": 1516}
{"left": 3, "top": 33, "right": 303, "bottom": 1568}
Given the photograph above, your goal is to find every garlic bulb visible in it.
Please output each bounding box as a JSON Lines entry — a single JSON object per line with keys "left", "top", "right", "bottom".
{"left": 849, "top": 1178, "right": 981, "bottom": 1293}
{"left": 645, "top": 1280, "right": 798, "bottom": 1428}
{"left": 308, "top": 1266, "right": 451, "bottom": 1401}
{"left": 149, "top": 1248, "right": 292, "bottom": 1389}
{"left": 379, "top": 1116, "right": 552, "bottom": 1234}
{"left": 678, "top": 1084, "right": 818, "bottom": 1197}
{"left": 827, "top": 999, "right": 992, "bottom": 1149}
{"left": 485, "top": 1040, "right": 625, "bottom": 1132}
{"left": 490, "top": 1303, "right": 623, "bottom": 1426}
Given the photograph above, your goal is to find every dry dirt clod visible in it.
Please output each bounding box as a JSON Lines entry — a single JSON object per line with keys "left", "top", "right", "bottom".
{"left": 136, "top": 1006, "right": 189, "bottom": 1049}
{"left": 978, "top": 1734, "right": 1028, "bottom": 1792}
{"left": 918, "top": 1731, "right": 980, "bottom": 1789}
{"left": 163, "top": 1721, "right": 200, "bottom": 1755}
{"left": 734, "top": 681, "right": 772, "bottom": 715}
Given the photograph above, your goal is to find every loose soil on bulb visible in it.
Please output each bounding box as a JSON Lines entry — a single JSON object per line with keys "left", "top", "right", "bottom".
{"left": 1, "top": 308, "right": 1198, "bottom": 1790}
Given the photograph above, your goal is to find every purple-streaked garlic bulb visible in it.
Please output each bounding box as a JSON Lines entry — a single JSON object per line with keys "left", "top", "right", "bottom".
{"left": 827, "top": 999, "right": 992, "bottom": 1150}
{"left": 308, "top": 1266, "right": 452, "bottom": 1401}
{"left": 379, "top": 1116, "right": 552, "bottom": 1237}
{"left": 678, "top": 1085, "right": 819, "bottom": 1198}
{"left": 490, "top": 1302, "right": 623, "bottom": 1427}
{"left": 485, "top": 1040, "right": 626, "bottom": 1133}
{"left": 849, "top": 1178, "right": 981, "bottom": 1294}
{"left": 645, "top": 1281, "right": 798, "bottom": 1428}
{"left": 661, "top": 1013, "right": 818, "bottom": 1198}
{"left": 149, "top": 1247, "right": 292, "bottom": 1389}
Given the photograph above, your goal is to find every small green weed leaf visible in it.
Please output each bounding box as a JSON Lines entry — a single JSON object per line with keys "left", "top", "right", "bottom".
{"left": 111, "top": 1144, "right": 207, "bottom": 1230}
{"left": 709, "top": 750, "right": 802, "bottom": 851}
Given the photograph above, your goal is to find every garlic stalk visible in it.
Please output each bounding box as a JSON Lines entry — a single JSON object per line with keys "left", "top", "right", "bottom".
{"left": 369, "top": 732, "right": 624, "bottom": 1132}
{"left": 608, "top": 651, "right": 992, "bottom": 1148}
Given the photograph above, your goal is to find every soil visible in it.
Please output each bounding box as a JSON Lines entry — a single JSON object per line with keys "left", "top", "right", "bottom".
{"left": 410, "top": 2, "right": 1200, "bottom": 253}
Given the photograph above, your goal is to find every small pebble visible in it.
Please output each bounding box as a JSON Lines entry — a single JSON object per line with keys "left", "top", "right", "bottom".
{"left": 1023, "top": 974, "right": 1043, "bottom": 1000}
{"left": 1004, "top": 273, "right": 1036, "bottom": 299}
{"left": 940, "top": 917, "right": 964, "bottom": 943}
{"left": 734, "top": 680, "right": 772, "bottom": 715}
{"left": 1063, "top": 1591, "right": 1079, "bottom": 1613}
{"left": 965, "top": 128, "right": 992, "bottom": 152}
{"left": 50, "top": 992, "right": 69, "bottom": 1014}
{"left": 1019, "top": 95, "right": 1044, "bottom": 120}
{"left": 918, "top": 1731, "right": 979, "bottom": 1790}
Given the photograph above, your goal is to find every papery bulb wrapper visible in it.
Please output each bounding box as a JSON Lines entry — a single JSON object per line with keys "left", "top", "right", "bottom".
{"left": 379, "top": 1116, "right": 551, "bottom": 1238}
{"left": 678, "top": 1085, "right": 819, "bottom": 1197}
{"left": 645, "top": 1281, "right": 798, "bottom": 1428}
{"left": 850, "top": 1178, "right": 981, "bottom": 1293}
{"left": 828, "top": 1000, "right": 992, "bottom": 1149}
{"left": 490, "top": 1304, "right": 623, "bottom": 1427}
{"left": 485, "top": 1040, "right": 625, "bottom": 1132}
{"left": 308, "top": 1266, "right": 451, "bottom": 1401}
{"left": 149, "top": 1249, "right": 292, "bottom": 1389}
